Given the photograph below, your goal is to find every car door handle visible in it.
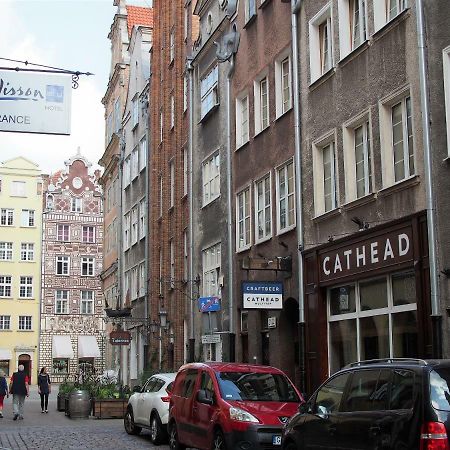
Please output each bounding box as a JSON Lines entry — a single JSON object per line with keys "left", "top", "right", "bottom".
{"left": 328, "top": 425, "right": 337, "bottom": 436}
{"left": 369, "top": 426, "right": 381, "bottom": 435}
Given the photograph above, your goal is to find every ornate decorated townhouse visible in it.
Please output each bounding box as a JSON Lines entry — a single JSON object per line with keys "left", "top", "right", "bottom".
{"left": 39, "top": 151, "right": 104, "bottom": 382}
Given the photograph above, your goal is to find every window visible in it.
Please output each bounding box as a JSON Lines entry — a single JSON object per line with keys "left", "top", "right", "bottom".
{"left": 338, "top": 0, "right": 367, "bottom": 59}
{"left": 71, "top": 198, "right": 82, "bottom": 213}
{"left": 160, "top": 107, "right": 163, "bottom": 143}
{"left": 81, "top": 291, "right": 94, "bottom": 314}
{"left": 132, "top": 95, "right": 139, "bottom": 127}
{"left": 53, "top": 359, "right": 69, "bottom": 375}
{"left": 124, "top": 156, "right": 131, "bottom": 187}
{"left": 183, "top": 148, "right": 188, "bottom": 196}
{"left": 81, "top": 257, "right": 95, "bottom": 276}
{"left": 114, "top": 98, "right": 121, "bottom": 132}
{"left": 328, "top": 273, "right": 418, "bottom": 374}
{"left": 254, "top": 175, "right": 272, "bottom": 242}
{"left": 46, "top": 194, "right": 54, "bottom": 210}
{"left": 159, "top": 249, "right": 163, "bottom": 295}
{"left": 18, "top": 316, "right": 32, "bottom": 331}
{"left": 170, "top": 95, "right": 175, "bottom": 129}
{"left": 275, "top": 55, "right": 292, "bottom": 118}
{"left": 0, "top": 276, "right": 12, "bottom": 297}
{"left": 444, "top": 47, "right": 450, "bottom": 158}
{"left": 106, "top": 112, "right": 113, "bottom": 145}
{"left": 11, "top": 181, "right": 26, "bottom": 197}
{"left": 82, "top": 226, "right": 94, "bottom": 243}
{"left": 0, "top": 315, "right": 10, "bottom": 330}
{"left": 183, "top": 75, "right": 188, "bottom": 112}
{"left": 57, "top": 224, "right": 69, "bottom": 241}
{"left": 313, "top": 138, "right": 337, "bottom": 215}
{"left": 276, "top": 161, "right": 296, "bottom": 232}
{"left": 200, "top": 65, "right": 219, "bottom": 119}
{"left": 56, "top": 256, "right": 70, "bottom": 275}
{"left": 169, "top": 160, "right": 175, "bottom": 208}
{"left": 131, "top": 146, "right": 139, "bottom": 180}
{"left": 139, "top": 198, "right": 146, "bottom": 240}
{"left": 139, "top": 263, "right": 145, "bottom": 296}
{"left": 374, "top": 0, "right": 408, "bottom": 31}
{"left": 159, "top": 175, "right": 163, "bottom": 217}
{"left": 131, "top": 206, "right": 138, "bottom": 245}
{"left": 236, "top": 95, "right": 249, "bottom": 148}
{"left": 245, "top": 0, "right": 256, "bottom": 23}
{"left": 20, "top": 243, "right": 34, "bottom": 261}
{"left": 19, "top": 276, "right": 33, "bottom": 298}
{"left": 1, "top": 208, "right": 14, "bottom": 226}
{"left": 202, "top": 243, "right": 221, "bottom": 297}
{"left": 202, "top": 153, "right": 220, "bottom": 206}
{"left": 170, "top": 240, "right": 175, "bottom": 289}
{"left": 236, "top": 187, "right": 251, "bottom": 251}
{"left": 132, "top": 266, "right": 138, "bottom": 299}
{"left": 21, "top": 209, "right": 35, "bottom": 227}
{"left": 354, "top": 122, "right": 371, "bottom": 197}
{"left": 0, "top": 242, "right": 13, "bottom": 261}
{"left": 170, "top": 28, "right": 175, "bottom": 63}
{"left": 124, "top": 213, "right": 130, "bottom": 250}
{"left": 254, "top": 77, "right": 269, "bottom": 134}
{"left": 183, "top": 229, "right": 188, "bottom": 281}
{"left": 139, "top": 136, "right": 147, "bottom": 171}
{"left": 309, "top": 4, "right": 334, "bottom": 83}
{"left": 314, "top": 372, "right": 350, "bottom": 413}
{"left": 55, "top": 290, "right": 69, "bottom": 314}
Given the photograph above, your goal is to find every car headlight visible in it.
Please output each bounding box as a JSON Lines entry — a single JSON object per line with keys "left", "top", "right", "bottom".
{"left": 229, "top": 406, "right": 260, "bottom": 423}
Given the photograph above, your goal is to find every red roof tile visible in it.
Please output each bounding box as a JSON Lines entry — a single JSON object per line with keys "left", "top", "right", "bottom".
{"left": 126, "top": 5, "right": 153, "bottom": 37}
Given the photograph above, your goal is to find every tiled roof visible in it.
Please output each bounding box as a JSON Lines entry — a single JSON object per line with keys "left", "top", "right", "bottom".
{"left": 126, "top": 5, "right": 153, "bottom": 37}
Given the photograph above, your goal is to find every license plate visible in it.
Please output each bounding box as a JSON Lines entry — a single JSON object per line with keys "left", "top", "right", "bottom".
{"left": 272, "top": 435, "right": 282, "bottom": 446}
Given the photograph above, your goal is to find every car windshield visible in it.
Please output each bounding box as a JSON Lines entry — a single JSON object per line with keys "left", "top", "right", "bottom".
{"left": 216, "top": 371, "right": 300, "bottom": 402}
{"left": 430, "top": 368, "right": 450, "bottom": 411}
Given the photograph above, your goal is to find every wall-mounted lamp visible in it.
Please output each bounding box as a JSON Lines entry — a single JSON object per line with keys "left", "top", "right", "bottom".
{"left": 159, "top": 309, "right": 168, "bottom": 329}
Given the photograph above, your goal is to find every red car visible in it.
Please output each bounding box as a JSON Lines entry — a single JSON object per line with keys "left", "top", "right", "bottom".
{"left": 168, "top": 362, "right": 303, "bottom": 450}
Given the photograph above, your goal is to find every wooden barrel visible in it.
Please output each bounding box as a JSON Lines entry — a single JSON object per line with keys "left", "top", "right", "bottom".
{"left": 68, "top": 390, "right": 91, "bottom": 419}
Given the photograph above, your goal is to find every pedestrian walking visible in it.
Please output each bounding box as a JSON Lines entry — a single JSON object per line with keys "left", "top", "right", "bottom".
{"left": 38, "top": 366, "right": 51, "bottom": 413}
{"left": 0, "top": 369, "right": 9, "bottom": 418}
{"left": 9, "top": 364, "right": 29, "bottom": 420}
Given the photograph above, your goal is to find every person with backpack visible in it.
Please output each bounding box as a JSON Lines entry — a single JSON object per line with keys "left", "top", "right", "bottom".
{"left": 37, "top": 367, "right": 51, "bottom": 413}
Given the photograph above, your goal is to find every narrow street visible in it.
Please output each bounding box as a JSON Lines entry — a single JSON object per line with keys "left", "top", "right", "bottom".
{"left": 0, "top": 385, "right": 170, "bottom": 450}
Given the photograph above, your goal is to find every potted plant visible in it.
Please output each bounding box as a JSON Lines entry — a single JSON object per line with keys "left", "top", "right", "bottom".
{"left": 57, "top": 381, "right": 76, "bottom": 412}
{"left": 91, "top": 382, "right": 130, "bottom": 419}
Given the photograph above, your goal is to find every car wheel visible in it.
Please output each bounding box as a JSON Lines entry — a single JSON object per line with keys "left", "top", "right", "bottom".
{"left": 124, "top": 408, "right": 142, "bottom": 435}
{"left": 169, "top": 422, "right": 186, "bottom": 450}
{"left": 150, "top": 412, "right": 165, "bottom": 445}
{"left": 212, "top": 430, "right": 227, "bottom": 450}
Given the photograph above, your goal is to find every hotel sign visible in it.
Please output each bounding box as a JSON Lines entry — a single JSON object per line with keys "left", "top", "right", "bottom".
{"left": 0, "top": 70, "right": 72, "bottom": 135}
{"left": 319, "top": 226, "right": 413, "bottom": 283}
{"left": 243, "top": 281, "right": 283, "bottom": 309}
{"left": 110, "top": 331, "right": 132, "bottom": 345}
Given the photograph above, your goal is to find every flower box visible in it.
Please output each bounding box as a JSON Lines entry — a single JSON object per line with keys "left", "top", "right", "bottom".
{"left": 91, "top": 398, "right": 128, "bottom": 419}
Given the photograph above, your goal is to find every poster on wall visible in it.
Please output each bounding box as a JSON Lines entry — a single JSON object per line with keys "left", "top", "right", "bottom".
{"left": 0, "top": 70, "right": 72, "bottom": 135}
{"left": 242, "top": 281, "right": 283, "bottom": 309}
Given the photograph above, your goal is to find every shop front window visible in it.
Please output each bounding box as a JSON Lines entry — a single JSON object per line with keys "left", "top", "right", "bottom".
{"left": 328, "top": 272, "right": 417, "bottom": 374}
{"left": 53, "top": 358, "right": 69, "bottom": 375}
{"left": 79, "top": 358, "right": 95, "bottom": 377}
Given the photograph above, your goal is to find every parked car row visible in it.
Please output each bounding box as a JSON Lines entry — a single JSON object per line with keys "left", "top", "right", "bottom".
{"left": 124, "top": 358, "right": 450, "bottom": 450}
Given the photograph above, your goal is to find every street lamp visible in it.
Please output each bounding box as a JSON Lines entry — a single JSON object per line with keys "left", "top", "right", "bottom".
{"left": 159, "top": 309, "right": 168, "bottom": 329}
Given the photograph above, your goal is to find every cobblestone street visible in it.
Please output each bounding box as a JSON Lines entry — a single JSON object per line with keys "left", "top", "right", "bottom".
{"left": 0, "top": 386, "right": 170, "bottom": 450}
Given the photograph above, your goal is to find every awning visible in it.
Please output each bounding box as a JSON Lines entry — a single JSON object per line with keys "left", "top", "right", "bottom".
{"left": 52, "top": 335, "right": 74, "bottom": 359}
{"left": 78, "top": 336, "right": 101, "bottom": 358}
{"left": 0, "top": 349, "right": 12, "bottom": 360}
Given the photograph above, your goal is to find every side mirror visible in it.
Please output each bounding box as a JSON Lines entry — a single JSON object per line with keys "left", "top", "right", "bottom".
{"left": 316, "top": 405, "right": 329, "bottom": 418}
{"left": 197, "top": 389, "right": 214, "bottom": 405}
{"left": 132, "top": 385, "right": 141, "bottom": 393}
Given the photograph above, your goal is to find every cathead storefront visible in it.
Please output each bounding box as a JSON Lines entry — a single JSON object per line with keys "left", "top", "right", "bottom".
{"left": 303, "top": 213, "right": 432, "bottom": 393}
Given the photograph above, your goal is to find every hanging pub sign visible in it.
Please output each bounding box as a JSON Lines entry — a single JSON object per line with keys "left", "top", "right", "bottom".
{"left": 0, "top": 70, "right": 72, "bottom": 135}
{"left": 109, "top": 330, "right": 132, "bottom": 345}
{"left": 198, "top": 296, "right": 221, "bottom": 313}
{"left": 242, "top": 281, "right": 283, "bottom": 309}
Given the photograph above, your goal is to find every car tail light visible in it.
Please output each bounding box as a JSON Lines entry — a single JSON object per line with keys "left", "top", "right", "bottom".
{"left": 420, "top": 422, "right": 450, "bottom": 450}
{"left": 161, "top": 396, "right": 171, "bottom": 402}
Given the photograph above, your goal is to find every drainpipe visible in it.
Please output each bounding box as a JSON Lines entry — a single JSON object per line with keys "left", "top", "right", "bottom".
{"left": 226, "top": 54, "right": 236, "bottom": 362}
{"left": 415, "top": 0, "right": 441, "bottom": 357}
{"left": 144, "top": 84, "right": 150, "bottom": 351}
{"left": 291, "top": 0, "right": 305, "bottom": 393}
{"left": 118, "top": 134, "right": 125, "bottom": 383}
{"left": 187, "top": 57, "right": 195, "bottom": 363}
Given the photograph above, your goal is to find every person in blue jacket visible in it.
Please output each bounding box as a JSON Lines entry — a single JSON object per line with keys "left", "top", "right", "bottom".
{"left": 37, "top": 367, "right": 51, "bottom": 413}
{"left": 0, "top": 370, "right": 9, "bottom": 418}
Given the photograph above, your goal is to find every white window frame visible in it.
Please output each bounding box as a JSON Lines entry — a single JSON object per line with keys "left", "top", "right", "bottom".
{"left": 81, "top": 291, "right": 94, "bottom": 315}
{"left": 170, "top": 94, "right": 175, "bottom": 129}
{"left": 0, "top": 242, "right": 13, "bottom": 261}
{"left": 19, "top": 243, "right": 33, "bottom": 262}
{"left": 81, "top": 257, "right": 95, "bottom": 277}
{"left": 170, "top": 240, "right": 175, "bottom": 289}
{"left": 160, "top": 107, "right": 163, "bottom": 143}
{"left": 124, "top": 212, "right": 130, "bottom": 250}
{"left": 244, "top": 0, "right": 256, "bottom": 23}
{"left": 139, "top": 136, "right": 147, "bottom": 171}
{"left": 275, "top": 53, "right": 292, "bottom": 118}
{"left": 202, "top": 152, "right": 220, "bottom": 206}
{"left": 71, "top": 198, "right": 82, "bottom": 213}
{"left": 183, "top": 148, "right": 188, "bottom": 196}
{"left": 132, "top": 95, "right": 139, "bottom": 128}
{"left": 0, "top": 208, "right": 14, "bottom": 226}
{"left": 169, "top": 159, "right": 175, "bottom": 208}
{"left": 338, "top": 0, "right": 367, "bottom": 60}
{"left": 57, "top": 224, "right": 69, "bottom": 242}
{"left": 444, "top": 46, "right": 450, "bottom": 158}
{"left": 19, "top": 276, "right": 33, "bottom": 298}
{"left": 312, "top": 132, "right": 338, "bottom": 216}
{"left": 0, "top": 315, "right": 11, "bottom": 330}
{"left": 159, "top": 175, "right": 163, "bottom": 218}
{"left": 254, "top": 75, "right": 269, "bottom": 135}
{"left": 11, "top": 181, "right": 26, "bottom": 197}
{"left": 131, "top": 206, "right": 138, "bottom": 245}
{"left": 82, "top": 226, "right": 95, "bottom": 243}
{"left": 183, "top": 75, "right": 188, "bottom": 112}
{"left": 55, "top": 290, "right": 69, "bottom": 314}
{"left": 56, "top": 256, "right": 70, "bottom": 275}
{"left": 309, "top": 3, "right": 334, "bottom": 84}
{"left": 202, "top": 242, "right": 221, "bottom": 297}
{"left": 0, "top": 276, "right": 12, "bottom": 297}
{"left": 373, "top": 0, "right": 408, "bottom": 32}
{"left": 18, "top": 316, "right": 32, "bottom": 331}
{"left": 276, "top": 160, "right": 296, "bottom": 234}
{"left": 254, "top": 174, "right": 272, "bottom": 243}
{"left": 139, "top": 198, "right": 146, "bottom": 240}
{"left": 236, "top": 93, "right": 249, "bottom": 148}
{"left": 170, "top": 28, "right": 175, "bottom": 63}
{"left": 200, "top": 65, "right": 219, "bottom": 119}
{"left": 131, "top": 146, "right": 139, "bottom": 180}
{"left": 183, "top": 229, "right": 188, "bottom": 282}
{"left": 21, "top": 209, "right": 35, "bottom": 227}
{"left": 236, "top": 187, "right": 252, "bottom": 251}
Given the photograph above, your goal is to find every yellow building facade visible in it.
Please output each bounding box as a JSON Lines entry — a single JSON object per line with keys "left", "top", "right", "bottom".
{"left": 0, "top": 157, "right": 42, "bottom": 384}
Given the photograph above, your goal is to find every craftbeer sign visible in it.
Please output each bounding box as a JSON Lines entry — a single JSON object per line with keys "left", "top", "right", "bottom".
{"left": 0, "top": 70, "right": 72, "bottom": 135}
{"left": 319, "top": 226, "right": 413, "bottom": 282}
{"left": 110, "top": 331, "right": 132, "bottom": 345}
{"left": 243, "top": 281, "right": 283, "bottom": 309}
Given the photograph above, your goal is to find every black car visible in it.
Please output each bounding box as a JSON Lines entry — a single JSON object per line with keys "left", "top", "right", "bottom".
{"left": 282, "top": 358, "right": 450, "bottom": 450}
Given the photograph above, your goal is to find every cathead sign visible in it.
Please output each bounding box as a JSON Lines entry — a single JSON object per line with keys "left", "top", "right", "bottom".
{"left": 0, "top": 70, "right": 71, "bottom": 135}
{"left": 243, "top": 281, "right": 283, "bottom": 309}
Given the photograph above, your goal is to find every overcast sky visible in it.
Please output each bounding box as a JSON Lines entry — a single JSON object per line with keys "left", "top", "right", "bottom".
{"left": 0, "top": 0, "right": 150, "bottom": 175}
